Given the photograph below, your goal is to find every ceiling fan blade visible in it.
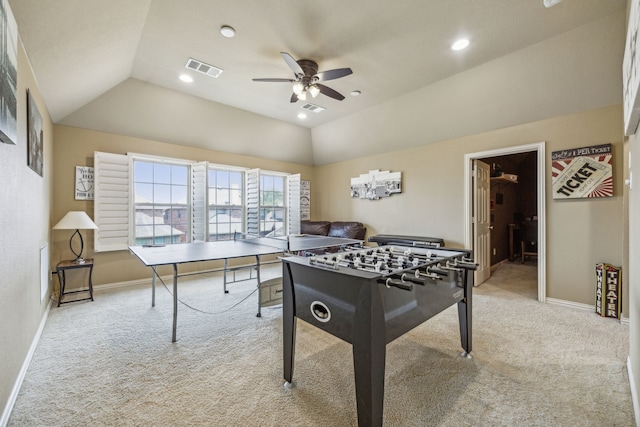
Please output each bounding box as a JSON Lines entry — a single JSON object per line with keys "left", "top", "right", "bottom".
{"left": 315, "top": 67, "right": 353, "bottom": 81}
{"left": 281, "top": 52, "right": 304, "bottom": 77}
{"left": 316, "top": 83, "right": 345, "bottom": 101}
{"left": 252, "top": 78, "right": 295, "bottom": 82}
{"left": 290, "top": 93, "right": 298, "bottom": 103}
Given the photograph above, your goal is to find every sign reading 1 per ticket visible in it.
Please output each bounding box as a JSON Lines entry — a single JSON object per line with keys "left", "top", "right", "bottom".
{"left": 551, "top": 144, "right": 613, "bottom": 199}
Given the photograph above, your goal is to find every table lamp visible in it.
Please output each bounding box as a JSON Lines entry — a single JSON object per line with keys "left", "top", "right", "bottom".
{"left": 53, "top": 211, "right": 98, "bottom": 263}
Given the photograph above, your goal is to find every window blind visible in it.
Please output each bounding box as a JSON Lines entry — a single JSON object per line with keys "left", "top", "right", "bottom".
{"left": 245, "top": 169, "right": 260, "bottom": 236}
{"left": 287, "top": 173, "right": 301, "bottom": 234}
{"left": 94, "top": 151, "right": 130, "bottom": 252}
{"left": 191, "top": 162, "right": 208, "bottom": 242}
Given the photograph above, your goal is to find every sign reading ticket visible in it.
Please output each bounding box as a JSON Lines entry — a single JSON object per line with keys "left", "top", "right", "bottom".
{"left": 551, "top": 144, "right": 613, "bottom": 199}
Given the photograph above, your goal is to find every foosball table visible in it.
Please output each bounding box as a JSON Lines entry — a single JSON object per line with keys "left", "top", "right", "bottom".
{"left": 281, "top": 242, "right": 476, "bottom": 427}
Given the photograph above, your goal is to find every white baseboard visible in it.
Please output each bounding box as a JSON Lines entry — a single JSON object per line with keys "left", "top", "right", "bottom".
{"left": 545, "top": 297, "right": 629, "bottom": 325}
{"left": 0, "top": 299, "right": 52, "bottom": 427}
{"left": 94, "top": 262, "right": 282, "bottom": 292}
{"left": 545, "top": 297, "right": 594, "bottom": 311}
{"left": 628, "top": 357, "right": 640, "bottom": 427}
{"left": 95, "top": 276, "right": 157, "bottom": 291}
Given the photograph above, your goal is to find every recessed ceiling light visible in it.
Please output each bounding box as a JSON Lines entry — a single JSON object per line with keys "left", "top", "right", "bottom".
{"left": 543, "top": 0, "right": 563, "bottom": 7}
{"left": 451, "top": 38, "right": 470, "bottom": 51}
{"left": 350, "top": 90, "right": 361, "bottom": 96}
{"left": 179, "top": 74, "right": 194, "bottom": 83}
{"left": 220, "top": 25, "right": 236, "bottom": 38}
{"left": 297, "top": 113, "right": 307, "bottom": 119}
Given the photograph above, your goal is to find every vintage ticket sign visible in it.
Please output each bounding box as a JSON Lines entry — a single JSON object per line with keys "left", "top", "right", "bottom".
{"left": 595, "top": 263, "right": 622, "bottom": 319}
{"left": 551, "top": 144, "right": 613, "bottom": 199}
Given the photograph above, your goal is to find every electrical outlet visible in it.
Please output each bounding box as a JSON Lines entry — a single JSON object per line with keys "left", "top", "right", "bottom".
{"left": 493, "top": 248, "right": 496, "bottom": 256}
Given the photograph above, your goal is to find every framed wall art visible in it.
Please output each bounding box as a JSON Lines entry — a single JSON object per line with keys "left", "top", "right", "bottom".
{"left": 300, "top": 180, "right": 310, "bottom": 220}
{"left": 350, "top": 169, "right": 402, "bottom": 200}
{"left": 0, "top": 0, "right": 18, "bottom": 145}
{"left": 27, "top": 89, "right": 44, "bottom": 176}
{"left": 624, "top": 0, "right": 640, "bottom": 135}
{"left": 75, "top": 166, "right": 94, "bottom": 200}
{"left": 551, "top": 144, "right": 613, "bottom": 199}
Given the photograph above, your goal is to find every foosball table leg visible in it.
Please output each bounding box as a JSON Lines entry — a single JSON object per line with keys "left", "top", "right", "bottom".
{"left": 457, "top": 268, "right": 473, "bottom": 357}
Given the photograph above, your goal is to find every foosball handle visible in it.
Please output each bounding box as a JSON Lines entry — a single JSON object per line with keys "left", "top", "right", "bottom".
{"left": 380, "top": 278, "right": 413, "bottom": 291}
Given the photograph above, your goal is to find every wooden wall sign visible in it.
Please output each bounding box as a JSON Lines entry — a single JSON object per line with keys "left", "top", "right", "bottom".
{"left": 551, "top": 144, "right": 613, "bottom": 199}
{"left": 75, "top": 166, "right": 94, "bottom": 200}
{"left": 300, "top": 180, "right": 310, "bottom": 220}
{"left": 595, "top": 263, "right": 622, "bottom": 320}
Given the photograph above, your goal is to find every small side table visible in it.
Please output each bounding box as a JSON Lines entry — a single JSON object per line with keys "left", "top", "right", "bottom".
{"left": 56, "top": 259, "right": 94, "bottom": 306}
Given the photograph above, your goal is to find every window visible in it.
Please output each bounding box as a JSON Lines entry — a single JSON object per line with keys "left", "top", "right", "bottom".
{"left": 94, "top": 152, "right": 301, "bottom": 251}
{"left": 208, "top": 168, "right": 244, "bottom": 240}
{"left": 259, "top": 174, "right": 285, "bottom": 237}
{"left": 133, "top": 160, "right": 189, "bottom": 245}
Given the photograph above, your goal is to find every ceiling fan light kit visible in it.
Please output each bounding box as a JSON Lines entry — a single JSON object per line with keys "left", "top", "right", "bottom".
{"left": 253, "top": 52, "right": 352, "bottom": 103}
{"left": 308, "top": 85, "right": 320, "bottom": 98}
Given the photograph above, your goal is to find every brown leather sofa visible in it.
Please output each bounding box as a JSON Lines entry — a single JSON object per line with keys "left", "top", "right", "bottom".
{"left": 300, "top": 220, "right": 366, "bottom": 240}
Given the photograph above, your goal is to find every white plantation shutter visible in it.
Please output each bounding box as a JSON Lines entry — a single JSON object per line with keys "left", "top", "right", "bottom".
{"left": 94, "top": 151, "right": 130, "bottom": 251}
{"left": 245, "top": 169, "right": 260, "bottom": 236}
{"left": 191, "top": 162, "right": 208, "bottom": 242}
{"left": 287, "top": 174, "right": 301, "bottom": 235}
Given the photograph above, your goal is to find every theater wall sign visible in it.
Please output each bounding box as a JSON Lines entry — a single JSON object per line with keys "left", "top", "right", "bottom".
{"left": 551, "top": 144, "right": 613, "bottom": 199}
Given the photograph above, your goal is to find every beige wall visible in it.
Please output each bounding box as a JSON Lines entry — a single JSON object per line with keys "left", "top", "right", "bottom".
{"left": 52, "top": 125, "right": 315, "bottom": 286}
{"left": 310, "top": 12, "right": 624, "bottom": 166}
{"left": 0, "top": 41, "right": 54, "bottom": 419}
{"left": 627, "top": 130, "right": 639, "bottom": 424}
{"left": 314, "top": 105, "right": 626, "bottom": 309}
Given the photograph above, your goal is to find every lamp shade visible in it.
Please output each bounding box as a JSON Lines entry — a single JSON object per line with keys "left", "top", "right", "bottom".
{"left": 53, "top": 211, "right": 98, "bottom": 230}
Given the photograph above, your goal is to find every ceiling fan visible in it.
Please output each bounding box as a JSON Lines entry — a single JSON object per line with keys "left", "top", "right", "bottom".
{"left": 253, "top": 52, "right": 352, "bottom": 102}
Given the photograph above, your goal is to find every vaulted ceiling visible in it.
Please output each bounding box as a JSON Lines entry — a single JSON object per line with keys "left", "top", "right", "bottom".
{"left": 9, "top": 0, "right": 628, "bottom": 164}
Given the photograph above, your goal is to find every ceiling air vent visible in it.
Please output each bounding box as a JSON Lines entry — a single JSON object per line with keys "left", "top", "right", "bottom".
{"left": 185, "top": 58, "right": 223, "bottom": 78}
{"left": 300, "top": 103, "right": 325, "bottom": 113}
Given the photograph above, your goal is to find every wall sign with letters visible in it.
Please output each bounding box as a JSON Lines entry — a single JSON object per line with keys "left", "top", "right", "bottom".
{"left": 595, "top": 263, "right": 622, "bottom": 319}
{"left": 300, "top": 180, "right": 310, "bottom": 220}
{"left": 75, "top": 166, "right": 94, "bottom": 200}
{"left": 551, "top": 144, "right": 613, "bottom": 199}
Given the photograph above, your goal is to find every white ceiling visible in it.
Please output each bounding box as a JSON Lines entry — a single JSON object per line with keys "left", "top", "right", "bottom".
{"left": 9, "top": 0, "right": 627, "bottom": 130}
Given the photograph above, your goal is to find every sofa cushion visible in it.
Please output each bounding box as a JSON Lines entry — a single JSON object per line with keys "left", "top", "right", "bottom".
{"left": 301, "top": 221, "right": 331, "bottom": 236}
{"left": 327, "top": 221, "right": 366, "bottom": 240}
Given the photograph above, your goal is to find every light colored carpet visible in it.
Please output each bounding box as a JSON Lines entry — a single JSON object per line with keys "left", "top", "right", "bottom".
{"left": 8, "top": 261, "right": 634, "bottom": 426}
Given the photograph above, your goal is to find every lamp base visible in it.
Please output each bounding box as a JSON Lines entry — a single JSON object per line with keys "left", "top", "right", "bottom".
{"left": 69, "top": 229, "right": 86, "bottom": 262}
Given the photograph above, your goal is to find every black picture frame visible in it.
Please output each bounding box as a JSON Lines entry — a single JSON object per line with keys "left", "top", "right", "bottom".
{"left": 0, "top": 0, "right": 18, "bottom": 145}
{"left": 27, "top": 89, "right": 43, "bottom": 176}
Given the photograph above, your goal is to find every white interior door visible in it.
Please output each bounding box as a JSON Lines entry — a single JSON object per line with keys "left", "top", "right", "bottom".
{"left": 473, "top": 159, "right": 491, "bottom": 285}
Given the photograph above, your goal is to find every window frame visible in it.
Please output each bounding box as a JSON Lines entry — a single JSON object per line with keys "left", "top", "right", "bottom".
{"left": 206, "top": 164, "right": 246, "bottom": 241}
{"left": 94, "top": 152, "right": 301, "bottom": 251}
{"left": 258, "top": 171, "right": 288, "bottom": 237}
{"left": 130, "top": 154, "right": 194, "bottom": 246}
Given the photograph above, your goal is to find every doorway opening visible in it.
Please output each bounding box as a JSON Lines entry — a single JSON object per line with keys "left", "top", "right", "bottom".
{"left": 464, "top": 142, "right": 546, "bottom": 302}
